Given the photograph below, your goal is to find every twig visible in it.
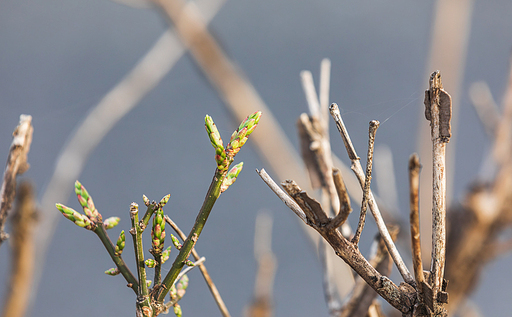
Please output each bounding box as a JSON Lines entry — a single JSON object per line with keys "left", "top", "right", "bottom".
{"left": 352, "top": 120, "right": 379, "bottom": 245}
{"left": 247, "top": 211, "right": 277, "bottom": 317}
{"left": 130, "top": 203, "right": 149, "bottom": 297}
{"left": 329, "top": 168, "right": 352, "bottom": 229}
{"left": 338, "top": 227, "right": 398, "bottom": 317}
{"left": 164, "top": 257, "right": 207, "bottom": 309}
{"left": 2, "top": 182, "right": 37, "bottom": 317}
{"left": 329, "top": 103, "right": 415, "bottom": 285}
{"left": 424, "top": 71, "right": 451, "bottom": 297}
{"left": 319, "top": 58, "right": 331, "bottom": 125}
{"left": 164, "top": 215, "right": 231, "bottom": 317}
{"left": 301, "top": 70, "right": 321, "bottom": 118}
{"left": 0, "top": 114, "right": 33, "bottom": 246}
{"left": 257, "top": 169, "right": 307, "bottom": 223}
{"left": 408, "top": 154, "right": 424, "bottom": 292}
{"left": 469, "top": 81, "right": 500, "bottom": 139}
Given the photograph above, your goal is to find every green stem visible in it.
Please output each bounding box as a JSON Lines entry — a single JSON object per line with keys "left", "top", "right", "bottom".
{"left": 155, "top": 168, "right": 226, "bottom": 303}
{"left": 154, "top": 253, "right": 162, "bottom": 286}
{"left": 141, "top": 204, "right": 156, "bottom": 230}
{"left": 130, "top": 206, "right": 149, "bottom": 297}
{"left": 93, "top": 225, "right": 138, "bottom": 293}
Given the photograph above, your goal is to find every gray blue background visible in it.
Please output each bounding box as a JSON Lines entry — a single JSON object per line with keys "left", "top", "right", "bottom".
{"left": 1, "top": 0, "right": 511, "bottom": 316}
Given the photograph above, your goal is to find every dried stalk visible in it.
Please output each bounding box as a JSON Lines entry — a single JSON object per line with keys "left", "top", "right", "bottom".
{"left": 246, "top": 211, "right": 276, "bottom": 317}
{"left": 2, "top": 182, "right": 37, "bottom": 317}
{"left": 0, "top": 114, "right": 33, "bottom": 247}
{"left": 164, "top": 215, "right": 231, "bottom": 317}
{"left": 352, "top": 120, "right": 379, "bottom": 245}
{"left": 424, "top": 71, "right": 451, "bottom": 298}
{"left": 329, "top": 103, "right": 414, "bottom": 285}
{"left": 408, "top": 154, "right": 424, "bottom": 289}
{"left": 329, "top": 168, "right": 352, "bottom": 229}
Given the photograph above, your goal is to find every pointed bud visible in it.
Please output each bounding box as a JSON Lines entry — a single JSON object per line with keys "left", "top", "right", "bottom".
{"left": 169, "top": 284, "right": 177, "bottom": 299}
{"left": 115, "top": 230, "right": 125, "bottom": 256}
{"left": 173, "top": 304, "right": 182, "bottom": 317}
{"left": 221, "top": 162, "right": 243, "bottom": 193}
{"left": 74, "top": 180, "right": 102, "bottom": 222}
{"left": 161, "top": 246, "right": 172, "bottom": 263}
{"left": 142, "top": 195, "right": 150, "bottom": 206}
{"left": 171, "top": 234, "right": 182, "bottom": 250}
{"left": 56, "top": 203, "right": 95, "bottom": 230}
{"left": 146, "top": 280, "right": 152, "bottom": 288}
{"left": 151, "top": 207, "right": 165, "bottom": 253}
{"left": 104, "top": 217, "right": 120, "bottom": 229}
{"left": 159, "top": 194, "right": 171, "bottom": 207}
{"left": 205, "top": 115, "right": 224, "bottom": 150}
{"left": 184, "top": 260, "right": 195, "bottom": 267}
{"left": 105, "top": 268, "right": 120, "bottom": 276}
{"left": 177, "top": 274, "right": 189, "bottom": 298}
{"left": 145, "top": 259, "right": 156, "bottom": 268}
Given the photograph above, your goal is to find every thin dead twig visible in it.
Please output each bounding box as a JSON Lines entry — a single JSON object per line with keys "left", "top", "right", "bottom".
{"left": 329, "top": 103, "right": 415, "bottom": 286}
{"left": 164, "top": 215, "right": 231, "bottom": 317}
{"left": 0, "top": 114, "right": 33, "bottom": 247}
{"left": 352, "top": 120, "right": 379, "bottom": 246}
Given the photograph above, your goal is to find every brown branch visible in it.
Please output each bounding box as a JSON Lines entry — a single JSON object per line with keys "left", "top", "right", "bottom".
{"left": 337, "top": 227, "right": 398, "bottom": 317}
{"left": 164, "top": 215, "right": 231, "bottom": 317}
{"left": 329, "top": 103, "right": 414, "bottom": 285}
{"left": 408, "top": 154, "right": 424, "bottom": 289}
{"left": 0, "top": 115, "right": 33, "bottom": 247}
{"left": 352, "top": 120, "right": 379, "bottom": 245}
{"left": 329, "top": 168, "right": 352, "bottom": 229}
{"left": 2, "top": 181, "right": 38, "bottom": 317}
{"left": 257, "top": 169, "right": 417, "bottom": 314}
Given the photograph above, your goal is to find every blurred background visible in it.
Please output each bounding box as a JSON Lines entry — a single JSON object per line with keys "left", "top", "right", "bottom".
{"left": 1, "top": 0, "right": 512, "bottom": 316}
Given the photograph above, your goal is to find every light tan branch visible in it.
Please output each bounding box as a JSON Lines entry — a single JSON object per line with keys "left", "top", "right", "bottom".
{"left": 164, "top": 215, "right": 231, "bottom": 317}
{"left": 0, "top": 114, "right": 33, "bottom": 246}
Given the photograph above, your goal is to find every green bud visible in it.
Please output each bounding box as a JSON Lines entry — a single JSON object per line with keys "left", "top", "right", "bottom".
{"left": 171, "top": 234, "right": 182, "bottom": 250}
{"left": 220, "top": 162, "right": 243, "bottom": 193}
{"left": 74, "top": 181, "right": 102, "bottom": 222}
{"left": 161, "top": 246, "right": 172, "bottom": 263}
{"left": 177, "top": 274, "right": 189, "bottom": 298}
{"left": 55, "top": 203, "right": 95, "bottom": 230}
{"left": 115, "top": 230, "right": 125, "bottom": 256}
{"left": 159, "top": 194, "right": 171, "bottom": 207}
{"left": 145, "top": 259, "right": 156, "bottom": 268}
{"left": 169, "top": 284, "right": 177, "bottom": 300}
{"left": 205, "top": 115, "right": 224, "bottom": 150}
{"left": 104, "top": 268, "right": 120, "bottom": 276}
{"left": 184, "top": 260, "right": 195, "bottom": 267}
{"left": 142, "top": 195, "right": 150, "bottom": 206}
{"left": 173, "top": 304, "right": 182, "bottom": 317}
{"left": 104, "top": 217, "right": 120, "bottom": 229}
{"left": 151, "top": 207, "right": 165, "bottom": 253}
{"left": 146, "top": 280, "right": 152, "bottom": 288}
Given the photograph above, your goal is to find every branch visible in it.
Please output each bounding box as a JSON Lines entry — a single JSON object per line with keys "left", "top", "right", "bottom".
{"left": 0, "top": 114, "right": 33, "bottom": 246}
{"left": 2, "top": 182, "right": 37, "bottom": 317}
{"left": 256, "top": 169, "right": 416, "bottom": 314}
{"left": 165, "top": 215, "right": 231, "bottom": 317}
{"left": 329, "top": 103, "right": 414, "bottom": 285}
{"left": 352, "top": 120, "right": 379, "bottom": 245}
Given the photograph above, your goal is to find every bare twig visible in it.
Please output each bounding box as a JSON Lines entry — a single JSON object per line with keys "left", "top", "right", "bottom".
{"left": 0, "top": 114, "right": 33, "bottom": 247}
{"left": 247, "top": 211, "right": 277, "bottom": 317}
{"left": 352, "top": 120, "right": 379, "bottom": 245}
{"left": 329, "top": 103, "right": 414, "bottom": 285}
{"left": 408, "top": 154, "right": 424, "bottom": 293}
{"left": 329, "top": 168, "right": 352, "bottom": 229}
{"left": 424, "top": 71, "right": 451, "bottom": 300}
{"left": 2, "top": 182, "right": 37, "bottom": 317}
{"left": 164, "top": 215, "right": 231, "bottom": 317}
{"left": 469, "top": 81, "right": 500, "bottom": 139}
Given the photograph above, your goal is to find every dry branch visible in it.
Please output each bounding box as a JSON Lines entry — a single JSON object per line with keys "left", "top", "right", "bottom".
{"left": 0, "top": 114, "right": 33, "bottom": 246}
